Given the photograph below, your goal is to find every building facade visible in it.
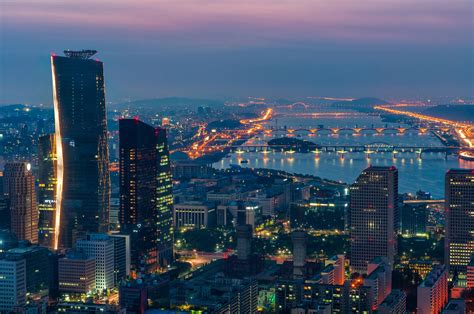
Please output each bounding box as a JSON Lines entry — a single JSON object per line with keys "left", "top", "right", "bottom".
{"left": 51, "top": 50, "right": 110, "bottom": 249}
{"left": 378, "top": 289, "right": 406, "bottom": 314}
{"left": 38, "top": 134, "right": 57, "bottom": 248}
{"left": 0, "top": 257, "right": 26, "bottom": 312}
{"left": 58, "top": 252, "right": 96, "bottom": 294}
{"left": 173, "top": 201, "right": 216, "bottom": 229}
{"left": 76, "top": 234, "right": 115, "bottom": 291}
{"left": 445, "top": 169, "right": 474, "bottom": 274}
{"left": 6, "top": 245, "right": 53, "bottom": 294}
{"left": 155, "top": 128, "right": 174, "bottom": 267}
{"left": 417, "top": 265, "right": 448, "bottom": 314}
{"left": 119, "top": 118, "right": 159, "bottom": 273}
{"left": 350, "top": 166, "right": 398, "bottom": 273}
{"left": 3, "top": 162, "right": 38, "bottom": 244}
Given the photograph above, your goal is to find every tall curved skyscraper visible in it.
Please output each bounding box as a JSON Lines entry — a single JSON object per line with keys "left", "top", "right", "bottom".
{"left": 51, "top": 50, "right": 110, "bottom": 249}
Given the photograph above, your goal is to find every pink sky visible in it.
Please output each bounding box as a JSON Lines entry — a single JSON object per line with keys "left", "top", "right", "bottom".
{"left": 0, "top": 0, "right": 472, "bottom": 102}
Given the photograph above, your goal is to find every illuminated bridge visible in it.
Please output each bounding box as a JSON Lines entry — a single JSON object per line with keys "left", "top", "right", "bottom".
{"left": 228, "top": 143, "right": 473, "bottom": 159}
{"left": 261, "top": 125, "right": 454, "bottom": 136}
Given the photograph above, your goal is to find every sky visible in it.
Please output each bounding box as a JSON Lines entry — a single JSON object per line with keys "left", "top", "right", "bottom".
{"left": 0, "top": 0, "right": 473, "bottom": 104}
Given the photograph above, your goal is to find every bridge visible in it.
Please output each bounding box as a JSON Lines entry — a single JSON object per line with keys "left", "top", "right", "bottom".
{"left": 262, "top": 125, "right": 454, "bottom": 136}
{"left": 229, "top": 143, "right": 473, "bottom": 159}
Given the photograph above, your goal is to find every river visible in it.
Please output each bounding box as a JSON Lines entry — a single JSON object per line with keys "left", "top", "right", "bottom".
{"left": 214, "top": 114, "right": 474, "bottom": 198}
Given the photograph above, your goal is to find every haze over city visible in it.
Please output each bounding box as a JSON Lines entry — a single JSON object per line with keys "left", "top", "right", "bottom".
{"left": 1, "top": 0, "right": 473, "bottom": 104}
{"left": 0, "top": 1, "right": 474, "bottom": 313}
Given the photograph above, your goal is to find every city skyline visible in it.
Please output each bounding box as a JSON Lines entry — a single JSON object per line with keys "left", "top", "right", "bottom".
{"left": 0, "top": 1, "right": 473, "bottom": 312}
{"left": 1, "top": 0, "right": 473, "bottom": 104}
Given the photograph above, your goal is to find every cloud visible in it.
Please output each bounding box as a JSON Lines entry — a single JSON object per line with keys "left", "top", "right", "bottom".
{"left": 2, "top": 0, "right": 471, "bottom": 46}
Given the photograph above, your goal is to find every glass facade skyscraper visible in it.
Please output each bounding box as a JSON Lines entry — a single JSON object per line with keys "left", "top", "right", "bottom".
{"left": 350, "top": 166, "right": 398, "bottom": 273}
{"left": 119, "top": 118, "right": 159, "bottom": 273}
{"left": 38, "top": 134, "right": 57, "bottom": 248}
{"left": 155, "top": 128, "right": 174, "bottom": 267}
{"left": 445, "top": 169, "right": 474, "bottom": 274}
{"left": 119, "top": 119, "right": 174, "bottom": 272}
{"left": 51, "top": 50, "right": 110, "bottom": 249}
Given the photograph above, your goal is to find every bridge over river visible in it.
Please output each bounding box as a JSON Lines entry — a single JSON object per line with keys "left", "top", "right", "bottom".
{"left": 228, "top": 142, "right": 473, "bottom": 159}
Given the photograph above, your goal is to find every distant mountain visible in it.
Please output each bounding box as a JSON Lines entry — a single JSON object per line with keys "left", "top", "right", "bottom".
{"left": 332, "top": 97, "right": 390, "bottom": 107}
{"left": 422, "top": 105, "right": 474, "bottom": 123}
{"left": 113, "top": 97, "right": 224, "bottom": 109}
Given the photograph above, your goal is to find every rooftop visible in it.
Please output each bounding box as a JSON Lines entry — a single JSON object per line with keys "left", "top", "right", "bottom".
{"left": 63, "top": 49, "right": 97, "bottom": 59}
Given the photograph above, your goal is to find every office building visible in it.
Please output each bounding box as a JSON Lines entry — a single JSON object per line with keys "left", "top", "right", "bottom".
{"left": 119, "top": 118, "right": 158, "bottom": 273}
{"left": 417, "top": 265, "right": 448, "bottom": 314}
{"left": 119, "top": 284, "right": 148, "bottom": 314}
{"left": 378, "top": 289, "right": 406, "bottom": 314}
{"left": 6, "top": 245, "right": 53, "bottom": 293}
{"left": 58, "top": 252, "right": 96, "bottom": 294}
{"left": 445, "top": 169, "right": 474, "bottom": 274}
{"left": 76, "top": 234, "right": 115, "bottom": 290}
{"left": 173, "top": 201, "right": 216, "bottom": 229}
{"left": 401, "top": 203, "right": 428, "bottom": 236}
{"left": 467, "top": 255, "right": 474, "bottom": 289}
{"left": 325, "top": 255, "right": 345, "bottom": 285}
{"left": 51, "top": 50, "right": 110, "bottom": 249}
{"left": 155, "top": 127, "right": 174, "bottom": 267}
{"left": 237, "top": 202, "right": 261, "bottom": 230}
{"left": 0, "top": 257, "right": 26, "bottom": 312}
{"left": 38, "top": 134, "right": 57, "bottom": 248}
{"left": 0, "top": 174, "right": 10, "bottom": 230}
{"left": 110, "top": 234, "right": 130, "bottom": 285}
{"left": 350, "top": 166, "right": 398, "bottom": 273}
{"left": 365, "top": 257, "right": 392, "bottom": 310}
{"left": 215, "top": 279, "right": 258, "bottom": 313}
{"left": 3, "top": 162, "right": 38, "bottom": 244}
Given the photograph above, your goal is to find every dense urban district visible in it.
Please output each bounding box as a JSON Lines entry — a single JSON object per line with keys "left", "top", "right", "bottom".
{"left": 0, "top": 50, "right": 473, "bottom": 314}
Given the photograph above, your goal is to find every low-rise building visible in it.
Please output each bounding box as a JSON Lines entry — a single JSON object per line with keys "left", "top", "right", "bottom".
{"left": 58, "top": 252, "right": 96, "bottom": 294}
{"left": 173, "top": 201, "right": 216, "bottom": 229}
{"left": 0, "top": 256, "right": 26, "bottom": 312}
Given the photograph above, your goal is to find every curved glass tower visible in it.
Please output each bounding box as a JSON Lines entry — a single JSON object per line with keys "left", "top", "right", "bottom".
{"left": 51, "top": 50, "right": 110, "bottom": 249}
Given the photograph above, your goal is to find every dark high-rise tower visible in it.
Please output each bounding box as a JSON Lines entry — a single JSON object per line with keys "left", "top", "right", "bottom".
{"left": 350, "top": 166, "right": 398, "bottom": 273}
{"left": 51, "top": 50, "right": 110, "bottom": 249}
{"left": 445, "top": 169, "right": 474, "bottom": 274}
{"left": 119, "top": 119, "right": 174, "bottom": 271}
{"left": 155, "top": 128, "right": 174, "bottom": 267}
{"left": 3, "top": 162, "right": 38, "bottom": 244}
{"left": 38, "top": 134, "right": 57, "bottom": 248}
{"left": 119, "top": 118, "right": 158, "bottom": 273}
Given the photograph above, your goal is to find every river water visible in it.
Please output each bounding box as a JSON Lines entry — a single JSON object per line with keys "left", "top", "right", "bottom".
{"left": 214, "top": 114, "right": 474, "bottom": 198}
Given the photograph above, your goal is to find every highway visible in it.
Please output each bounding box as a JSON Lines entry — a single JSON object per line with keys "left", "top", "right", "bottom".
{"left": 374, "top": 104, "right": 474, "bottom": 159}
{"left": 184, "top": 108, "right": 273, "bottom": 158}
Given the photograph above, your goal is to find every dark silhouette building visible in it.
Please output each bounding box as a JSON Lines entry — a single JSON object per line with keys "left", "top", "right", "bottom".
{"left": 445, "top": 169, "right": 474, "bottom": 274}
{"left": 401, "top": 203, "right": 428, "bottom": 236}
{"left": 51, "top": 50, "right": 110, "bottom": 248}
{"left": 350, "top": 166, "right": 398, "bottom": 273}
{"left": 119, "top": 118, "right": 158, "bottom": 273}
{"left": 119, "top": 119, "right": 173, "bottom": 271}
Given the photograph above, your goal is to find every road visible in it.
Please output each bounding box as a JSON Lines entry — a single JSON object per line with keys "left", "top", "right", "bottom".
{"left": 374, "top": 104, "right": 474, "bottom": 155}
{"left": 184, "top": 108, "right": 273, "bottom": 158}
